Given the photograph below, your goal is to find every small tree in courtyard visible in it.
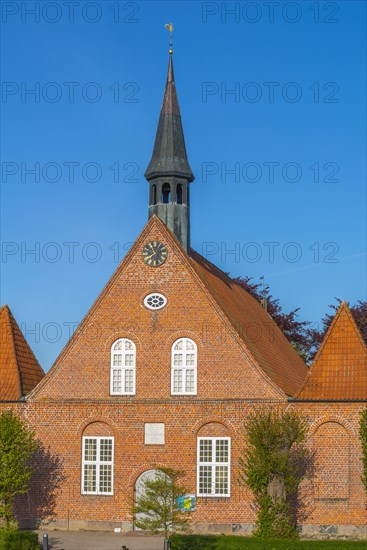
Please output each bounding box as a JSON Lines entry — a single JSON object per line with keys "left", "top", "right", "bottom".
{"left": 359, "top": 406, "right": 367, "bottom": 498}
{"left": 0, "top": 410, "right": 38, "bottom": 529}
{"left": 134, "top": 467, "right": 191, "bottom": 537}
{"left": 239, "top": 409, "right": 310, "bottom": 540}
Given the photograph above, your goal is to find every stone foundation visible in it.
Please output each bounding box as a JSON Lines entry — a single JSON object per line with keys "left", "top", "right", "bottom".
{"left": 25, "top": 520, "right": 367, "bottom": 540}
{"left": 299, "top": 524, "right": 367, "bottom": 540}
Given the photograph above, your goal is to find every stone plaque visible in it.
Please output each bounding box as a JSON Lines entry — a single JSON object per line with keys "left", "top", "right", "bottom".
{"left": 144, "top": 423, "right": 165, "bottom": 445}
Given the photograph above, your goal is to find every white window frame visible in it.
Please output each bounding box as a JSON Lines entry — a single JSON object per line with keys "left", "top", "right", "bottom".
{"left": 144, "top": 293, "right": 167, "bottom": 311}
{"left": 171, "top": 338, "right": 197, "bottom": 395}
{"left": 81, "top": 436, "right": 114, "bottom": 495}
{"left": 110, "top": 338, "right": 136, "bottom": 395}
{"left": 197, "top": 437, "right": 231, "bottom": 497}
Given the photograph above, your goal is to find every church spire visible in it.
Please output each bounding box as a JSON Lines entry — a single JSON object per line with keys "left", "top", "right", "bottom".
{"left": 145, "top": 48, "right": 194, "bottom": 254}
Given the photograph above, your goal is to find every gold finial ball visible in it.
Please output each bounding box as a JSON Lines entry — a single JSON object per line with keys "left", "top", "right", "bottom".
{"left": 169, "top": 49, "right": 173, "bottom": 55}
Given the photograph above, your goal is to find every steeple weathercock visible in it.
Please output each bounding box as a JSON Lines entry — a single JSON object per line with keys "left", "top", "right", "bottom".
{"left": 145, "top": 40, "right": 194, "bottom": 254}
{"left": 164, "top": 22, "right": 174, "bottom": 54}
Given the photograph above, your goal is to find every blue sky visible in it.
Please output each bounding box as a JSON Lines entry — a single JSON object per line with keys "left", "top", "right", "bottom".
{"left": 1, "top": 0, "right": 366, "bottom": 371}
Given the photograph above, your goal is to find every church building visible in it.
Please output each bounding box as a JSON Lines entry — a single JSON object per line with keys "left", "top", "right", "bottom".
{"left": 1, "top": 51, "right": 366, "bottom": 539}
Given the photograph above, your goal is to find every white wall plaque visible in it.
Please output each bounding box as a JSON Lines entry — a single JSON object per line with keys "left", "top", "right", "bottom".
{"left": 144, "top": 423, "right": 165, "bottom": 445}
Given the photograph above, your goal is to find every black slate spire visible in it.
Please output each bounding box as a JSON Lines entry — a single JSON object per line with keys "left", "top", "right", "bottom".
{"left": 145, "top": 53, "right": 194, "bottom": 254}
{"left": 145, "top": 55, "right": 194, "bottom": 182}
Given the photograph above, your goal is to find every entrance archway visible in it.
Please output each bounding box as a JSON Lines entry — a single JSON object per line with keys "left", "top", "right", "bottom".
{"left": 134, "top": 469, "right": 161, "bottom": 530}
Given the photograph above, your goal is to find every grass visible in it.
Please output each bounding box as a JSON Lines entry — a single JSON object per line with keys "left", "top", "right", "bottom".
{"left": 169, "top": 534, "right": 367, "bottom": 549}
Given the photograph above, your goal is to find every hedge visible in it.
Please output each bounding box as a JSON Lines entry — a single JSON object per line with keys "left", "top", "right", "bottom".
{"left": 170, "top": 534, "right": 220, "bottom": 549}
{"left": 169, "top": 534, "right": 367, "bottom": 550}
{"left": 0, "top": 530, "right": 39, "bottom": 550}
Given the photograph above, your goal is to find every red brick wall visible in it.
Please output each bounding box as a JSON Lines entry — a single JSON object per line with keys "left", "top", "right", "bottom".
{"left": 296, "top": 403, "right": 366, "bottom": 527}
{"left": 0, "top": 400, "right": 365, "bottom": 530}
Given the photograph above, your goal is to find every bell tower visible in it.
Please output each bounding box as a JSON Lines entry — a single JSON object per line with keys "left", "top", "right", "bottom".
{"left": 144, "top": 51, "right": 194, "bottom": 254}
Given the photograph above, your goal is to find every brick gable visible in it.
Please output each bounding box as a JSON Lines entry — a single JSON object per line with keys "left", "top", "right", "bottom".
{"left": 30, "top": 216, "right": 298, "bottom": 402}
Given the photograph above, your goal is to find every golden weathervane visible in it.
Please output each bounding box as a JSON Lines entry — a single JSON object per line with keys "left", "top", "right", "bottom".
{"left": 164, "top": 22, "right": 174, "bottom": 54}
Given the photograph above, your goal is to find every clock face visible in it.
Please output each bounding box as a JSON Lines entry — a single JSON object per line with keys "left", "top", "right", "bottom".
{"left": 142, "top": 241, "right": 168, "bottom": 267}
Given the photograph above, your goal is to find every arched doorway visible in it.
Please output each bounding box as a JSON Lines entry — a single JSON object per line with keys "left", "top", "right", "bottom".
{"left": 134, "top": 469, "right": 161, "bottom": 530}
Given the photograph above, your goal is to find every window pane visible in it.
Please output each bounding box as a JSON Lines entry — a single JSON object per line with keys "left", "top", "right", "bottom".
{"left": 174, "top": 340, "right": 183, "bottom": 350}
{"left": 100, "top": 439, "right": 112, "bottom": 462}
{"left": 186, "top": 354, "right": 195, "bottom": 366}
{"left": 99, "top": 464, "right": 112, "bottom": 493}
{"left": 174, "top": 353, "right": 183, "bottom": 366}
{"left": 185, "top": 369, "right": 195, "bottom": 393}
{"left": 215, "top": 466, "right": 228, "bottom": 495}
{"left": 199, "top": 439, "right": 212, "bottom": 462}
{"left": 113, "top": 354, "right": 122, "bottom": 366}
{"left": 112, "top": 370, "right": 122, "bottom": 392}
{"left": 124, "top": 369, "right": 134, "bottom": 393}
{"left": 114, "top": 341, "right": 123, "bottom": 350}
{"left": 173, "top": 369, "right": 182, "bottom": 392}
{"left": 125, "top": 354, "right": 134, "bottom": 366}
{"left": 199, "top": 465, "right": 212, "bottom": 495}
{"left": 84, "top": 438, "right": 97, "bottom": 461}
{"left": 216, "top": 440, "right": 229, "bottom": 463}
{"left": 125, "top": 340, "right": 133, "bottom": 351}
{"left": 186, "top": 340, "right": 194, "bottom": 350}
{"left": 84, "top": 464, "right": 96, "bottom": 492}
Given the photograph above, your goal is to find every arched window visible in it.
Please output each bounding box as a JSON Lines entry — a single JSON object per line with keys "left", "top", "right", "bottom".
{"left": 110, "top": 338, "right": 136, "bottom": 395}
{"left": 162, "top": 183, "right": 171, "bottom": 204}
{"left": 151, "top": 184, "right": 157, "bottom": 205}
{"left": 177, "top": 184, "right": 183, "bottom": 205}
{"left": 171, "top": 338, "right": 197, "bottom": 395}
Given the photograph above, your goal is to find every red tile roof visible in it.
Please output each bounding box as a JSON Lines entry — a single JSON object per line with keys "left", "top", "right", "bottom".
{"left": 190, "top": 251, "right": 309, "bottom": 397}
{"left": 0, "top": 305, "right": 45, "bottom": 400}
{"left": 297, "top": 302, "right": 367, "bottom": 400}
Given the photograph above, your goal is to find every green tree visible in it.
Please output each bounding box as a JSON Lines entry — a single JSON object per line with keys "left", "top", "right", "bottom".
{"left": 0, "top": 410, "right": 38, "bottom": 529}
{"left": 359, "top": 406, "right": 367, "bottom": 497}
{"left": 134, "top": 467, "right": 191, "bottom": 537}
{"left": 239, "top": 409, "right": 310, "bottom": 540}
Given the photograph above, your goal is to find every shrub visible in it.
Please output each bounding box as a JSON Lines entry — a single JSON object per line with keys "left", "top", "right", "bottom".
{"left": 0, "top": 410, "right": 38, "bottom": 528}
{"left": 238, "top": 409, "right": 311, "bottom": 539}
